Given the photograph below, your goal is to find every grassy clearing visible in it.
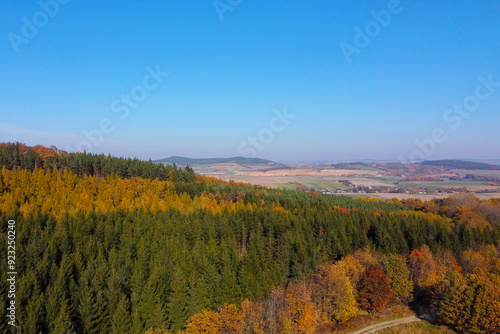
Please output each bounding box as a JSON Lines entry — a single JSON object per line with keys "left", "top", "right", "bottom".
{"left": 267, "top": 183, "right": 297, "bottom": 190}
{"left": 378, "top": 321, "right": 456, "bottom": 333}
{"left": 330, "top": 305, "right": 414, "bottom": 334}
{"left": 452, "top": 169, "right": 500, "bottom": 178}
{"left": 300, "top": 180, "right": 345, "bottom": 191}
{"left": 402, "top": 180, "right": 486, "bottom": 188}
{"left": 380, "top": 177, "right": 402, "bottom": 183}
{"left": 329, "top": 305, "right": 456, "bottom": 334}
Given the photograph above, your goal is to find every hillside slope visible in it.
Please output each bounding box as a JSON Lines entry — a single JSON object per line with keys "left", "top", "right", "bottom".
{"left": 155, "top": 156, "right": 274, "bottom": 165}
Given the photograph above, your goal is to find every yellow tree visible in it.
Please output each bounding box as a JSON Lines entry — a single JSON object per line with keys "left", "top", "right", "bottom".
{"left": 217, "top": 304, "right": 244, "bottom": 333}
{"left": 240, "top": 299, "right": 264, "bottom": 334}
{"left": 184, "top": 309, "right": 221, "bottom": 334}
{"left": 283, "top": 282, "right": 318, "bottom": 333}
{"left": 408, "top": 245, "right": 445, "bottom": 291}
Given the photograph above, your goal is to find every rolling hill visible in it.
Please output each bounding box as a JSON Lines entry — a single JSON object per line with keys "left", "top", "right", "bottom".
{"left": 155, "top": 156, "right": 275, "bottom": 166}
{"left": 421, "top": 159, "right": 500, "bottom": 170}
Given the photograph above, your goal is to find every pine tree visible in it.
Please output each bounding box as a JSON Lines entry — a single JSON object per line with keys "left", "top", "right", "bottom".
{"left": 140, "top": 283, "right": 167, "bottom": 331}
{"left": 381, "top": 254, "right": 413, "bottom": 303}
{"left": 166, "top": 268, "right": 189, "bottom": 331}
{"left": 51, "top": 299, "right": 76, "bottom": 334}
{"left": 111, "top": 295, "right": 132, "bottom": 334}
{"left": 187, "top": 274, "right": 210, "bottom": 318}
{"left": 21, "top": 291, "right": 45, "bottom": 334}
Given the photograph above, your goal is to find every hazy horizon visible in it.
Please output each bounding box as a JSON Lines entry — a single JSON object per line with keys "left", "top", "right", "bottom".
{"left": 2, "top": 1, "right": 499, "bottom": 161}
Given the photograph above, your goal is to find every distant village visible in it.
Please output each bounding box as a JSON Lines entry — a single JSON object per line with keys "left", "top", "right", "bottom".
{"left": 318, "top": 179, "right": 500, "bottom": 196}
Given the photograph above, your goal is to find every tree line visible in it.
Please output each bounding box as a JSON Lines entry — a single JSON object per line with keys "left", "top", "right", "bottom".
{"left": 0, "top": 142, "right": 196, "bottom": 182}
{"left": 0, "top": 143, "right": 499, "bottom": 333}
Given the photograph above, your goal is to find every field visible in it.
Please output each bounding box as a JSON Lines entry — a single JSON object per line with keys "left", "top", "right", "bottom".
{"left": 234, "top": 168, "right": 381, "bottom": 177}
{"left": 452, "top": 169, "right": 500, "bottom": 178}
{"left": 196, "top": 163, "right": 500, "bottom": 200}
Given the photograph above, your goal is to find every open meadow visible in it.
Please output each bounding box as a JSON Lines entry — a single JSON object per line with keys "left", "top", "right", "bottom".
{"left": 200, "top": 164, "right": 500, "bottom": 200}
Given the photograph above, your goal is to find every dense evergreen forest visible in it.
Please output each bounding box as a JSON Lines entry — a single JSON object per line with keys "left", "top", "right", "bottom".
{"left": 0, "top": 142, "right": 196, "bottom": 182}
{"left": 1, "top": 143, "right": 499, "bottom": 333}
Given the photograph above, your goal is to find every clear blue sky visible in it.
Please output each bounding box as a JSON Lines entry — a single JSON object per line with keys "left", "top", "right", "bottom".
{"left": 1, "top": 0, "right": 499, "bottom": 161}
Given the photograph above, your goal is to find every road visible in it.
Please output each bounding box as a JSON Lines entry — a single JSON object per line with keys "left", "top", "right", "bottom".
{"left": 350, "top": 316, "right": 421, "bottom": 334}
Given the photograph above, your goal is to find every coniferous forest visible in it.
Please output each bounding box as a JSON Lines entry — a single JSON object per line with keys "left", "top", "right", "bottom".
{"left": 1, "top": 143, "right": 500, "bottom": 333}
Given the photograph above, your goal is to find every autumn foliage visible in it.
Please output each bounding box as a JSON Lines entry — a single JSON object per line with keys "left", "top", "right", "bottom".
{"left": 358, "top": 267, "right": 393, "bottom": 312}
{"left": 173, "top": 245, "right": 500, "bottom": 333}
{"left": 1, "top": 143, "right": 500, "bottom": 334}
{"left": 0, "top": 167, "right": 255, "bottom": 220}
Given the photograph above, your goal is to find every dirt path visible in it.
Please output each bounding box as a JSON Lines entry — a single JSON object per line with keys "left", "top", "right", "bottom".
{"left": 350, "top": 316, "right": 421, "bottom": 334}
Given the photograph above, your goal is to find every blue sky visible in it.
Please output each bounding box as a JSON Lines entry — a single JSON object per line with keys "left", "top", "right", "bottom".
{"left": 1, "top": 0, "right": 499, "bottom": 161}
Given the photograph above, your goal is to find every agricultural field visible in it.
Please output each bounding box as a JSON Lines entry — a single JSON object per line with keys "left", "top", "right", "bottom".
{"left": 196, "top": 161, "right": 500, "bottom": 200}
{"left": 452, "top": 169, "right": 500, "bottom": 178}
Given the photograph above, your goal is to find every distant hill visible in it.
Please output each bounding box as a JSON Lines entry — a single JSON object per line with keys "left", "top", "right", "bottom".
{"left": 332, "top": 162, "right": 381, "bottom": 171}
{"left": 421, "top": 160, "right": 500, "bottom": 170}
{"left": 155, "top": 156, "right": 274, "bottom": 165}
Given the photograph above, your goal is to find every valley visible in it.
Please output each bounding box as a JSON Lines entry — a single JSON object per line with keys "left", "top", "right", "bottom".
{"left": 158, "top": 157, "right": 500, "bottom": 200}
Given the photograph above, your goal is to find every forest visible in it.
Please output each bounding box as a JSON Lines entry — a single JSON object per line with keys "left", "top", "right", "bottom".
{"left": 1, "top": 143, "right": 500, "bottom": 333}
